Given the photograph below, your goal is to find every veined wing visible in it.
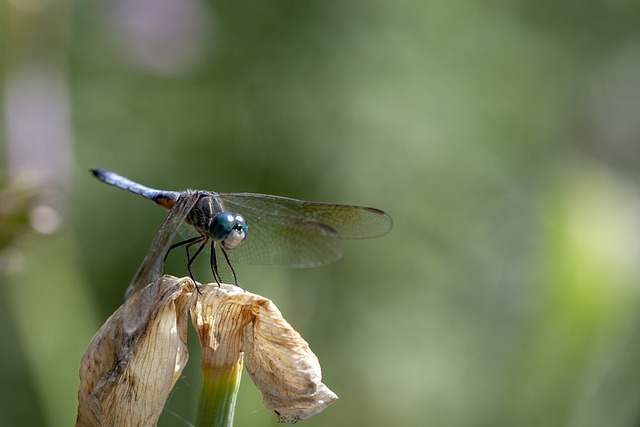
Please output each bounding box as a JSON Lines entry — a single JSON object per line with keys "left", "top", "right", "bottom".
{"left": 217, "top": 193, "right": 392, "bottom": 267}
{"left": 126, "top": 191, "right": 200, "bottom": 301}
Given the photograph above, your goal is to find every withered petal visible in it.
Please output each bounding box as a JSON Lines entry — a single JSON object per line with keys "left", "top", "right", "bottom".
{"left": 76, "top": 276, "right": 196, "bottom": 427}
{"left": 191, "top": 285, "right": 338, "bottom": 423}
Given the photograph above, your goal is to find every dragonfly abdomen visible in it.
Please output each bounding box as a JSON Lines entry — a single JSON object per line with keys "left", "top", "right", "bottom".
{"left": 90, "top": 168, "right": 180, "bottom": 209}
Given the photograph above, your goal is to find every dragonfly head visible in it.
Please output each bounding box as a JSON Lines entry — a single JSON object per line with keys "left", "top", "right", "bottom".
{"left": 209, "top": 212, "right": 248, "bottom": 250}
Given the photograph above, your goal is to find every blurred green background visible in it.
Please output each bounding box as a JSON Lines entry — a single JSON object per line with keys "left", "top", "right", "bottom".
{"left": 2, "top": 0, "right": 640, "bottom": 426}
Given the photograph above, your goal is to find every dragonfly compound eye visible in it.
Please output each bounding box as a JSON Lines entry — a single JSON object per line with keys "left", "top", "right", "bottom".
{"left": 210, "top": 212, "right": 248, "bottom": 249}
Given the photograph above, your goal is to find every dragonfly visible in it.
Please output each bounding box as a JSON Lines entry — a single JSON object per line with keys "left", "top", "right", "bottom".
{"left": 90, "top": 168, "right": 393, "bottom": 299}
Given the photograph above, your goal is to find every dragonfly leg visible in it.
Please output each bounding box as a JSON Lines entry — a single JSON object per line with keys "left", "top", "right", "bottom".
{"left": 220, "top": 248, "right": 241, "bottom": 288}
{"left": 165, "top": 235, "right": 206, "bottom": 293}
{"left": 186, "top": 238, "right": 207, "bottom": 294}
{"left": 166, "top": 236, "right": 204, "bottom": 261}
{"left": 210, "top": 241, "right": 222, "bottom": 286}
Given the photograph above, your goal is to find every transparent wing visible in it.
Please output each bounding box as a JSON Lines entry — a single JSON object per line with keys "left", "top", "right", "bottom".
{"left": 126, "top": 191, "right": 199, "bottom": 300}
{"left": 217, "top": 193, "right": 393, "bottom": 267}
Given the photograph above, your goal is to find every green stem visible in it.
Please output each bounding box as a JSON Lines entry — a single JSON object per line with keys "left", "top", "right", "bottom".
{"left": 196, "top": 357, "right": 243, "bottom": 427}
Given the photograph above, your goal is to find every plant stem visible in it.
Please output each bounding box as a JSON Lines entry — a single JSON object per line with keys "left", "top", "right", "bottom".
{"left": 196, "top": 356, "right": 243, "bottom": 427}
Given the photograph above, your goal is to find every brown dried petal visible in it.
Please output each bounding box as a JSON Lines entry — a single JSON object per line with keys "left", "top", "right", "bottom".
{"left": 243, "top": 299, "right": 338, "bottom": 423}
{"left": 76, "top": 276, "right": 196, "bottom": 427}
{"left": 191, "top": 284, "right": 253, "bottom": 369}
{"left": 192, "top": 284, "right": 338, "bottom": 423}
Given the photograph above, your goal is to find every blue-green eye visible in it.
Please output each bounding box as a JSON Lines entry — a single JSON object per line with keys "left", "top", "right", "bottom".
{"left": 209, "top": 212, "right": 248, "bottom": 249}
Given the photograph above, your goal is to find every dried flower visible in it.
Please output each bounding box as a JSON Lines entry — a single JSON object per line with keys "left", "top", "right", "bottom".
{"left": 76, "top": 275, "right": 337, "bottom": 426}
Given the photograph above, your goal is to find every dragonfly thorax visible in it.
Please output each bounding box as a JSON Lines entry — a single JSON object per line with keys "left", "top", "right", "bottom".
{"left": 209, "top": 212, "right": 248, "bottom": 250}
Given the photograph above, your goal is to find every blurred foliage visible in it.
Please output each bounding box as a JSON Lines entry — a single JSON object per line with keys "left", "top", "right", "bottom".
{"left": 2, "top": 0, "right": 640, "bottom": 426}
